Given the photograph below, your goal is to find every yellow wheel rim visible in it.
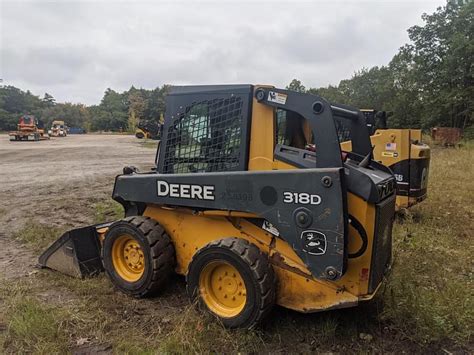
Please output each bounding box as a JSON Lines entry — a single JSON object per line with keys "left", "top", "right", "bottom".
{"left": 199, "top": 261, "right": 247, "bottom": 318}
{"left": 111, "top": 235, "right": 145, "bottom": 282}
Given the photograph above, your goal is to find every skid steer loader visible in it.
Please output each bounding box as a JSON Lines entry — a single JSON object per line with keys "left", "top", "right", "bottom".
{"left": 39, "top": 85, "right": 396, "bottom": 328}
{"left": 339, "top": 109, "right": 430, "bottom": 209}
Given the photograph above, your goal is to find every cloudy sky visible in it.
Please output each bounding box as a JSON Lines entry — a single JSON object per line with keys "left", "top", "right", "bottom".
{"left": 1, "top": 0, "right": 443, "bottom": 105}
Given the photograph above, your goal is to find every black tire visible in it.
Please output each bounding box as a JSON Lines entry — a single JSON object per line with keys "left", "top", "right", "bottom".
{"left": 102, "top": 216, "right": 175, "bottom": 297}
{"left": 186, "top": 238, "right": 276, "bottom": 329}
{"left": 135, "top": 132, "right": 144, "bottom": 139}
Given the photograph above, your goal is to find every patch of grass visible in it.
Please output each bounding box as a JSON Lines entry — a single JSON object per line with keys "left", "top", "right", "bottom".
{"left": 93, "top": 199, "right": 124, "bottom": 223}
{"left": 382, "top": 143, "right": 474, "bottom": 345}
{"left": 158, "top": 306, "right": 266, "bottom": 353}
{"left": 3, "top": 141, "right": 473, "bottom": 353}
{"left": 13, "top": 221, "right": 61, "bottom": 252}
{"left": 0, "top": 283, "right": 69, "bottom": 354}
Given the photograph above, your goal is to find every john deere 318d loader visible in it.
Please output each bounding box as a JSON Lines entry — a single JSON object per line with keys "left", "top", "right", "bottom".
{"left": 39, "top": 85, "right": 396, "bottom": 328}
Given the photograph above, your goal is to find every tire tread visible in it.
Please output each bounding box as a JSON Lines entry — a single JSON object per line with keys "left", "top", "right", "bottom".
{"left": 187, "top": 237, "right": 276, "bottom": 328}
{"left": 104, "top": 216, "right": 175, "bottom": 298}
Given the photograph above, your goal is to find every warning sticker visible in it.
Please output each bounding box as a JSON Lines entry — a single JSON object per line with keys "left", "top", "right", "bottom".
{"left": 268, "top": 91, "right": 287, "bottom": 105}
{"left": 385, "top": 143, "right": 397, "bottom": 151}
{"left": 262, "top": 221, "right": 280, "bottom": 236}
{"left": 382, "top": 151, "right": 398, "bottom": 157}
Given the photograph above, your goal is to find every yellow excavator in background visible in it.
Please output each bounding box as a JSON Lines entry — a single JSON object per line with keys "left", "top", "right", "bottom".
{"left": 339, "top": 109, "right": 430, "bottom": 210}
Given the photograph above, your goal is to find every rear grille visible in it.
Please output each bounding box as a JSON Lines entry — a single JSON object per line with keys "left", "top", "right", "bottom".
{"left": 368, "top": 195, "right": 396, "bottom": 293}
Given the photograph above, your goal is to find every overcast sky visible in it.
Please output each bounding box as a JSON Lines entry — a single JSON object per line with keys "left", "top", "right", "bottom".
{"left": 1, "top": 0, "right": 443, "bottom": 105}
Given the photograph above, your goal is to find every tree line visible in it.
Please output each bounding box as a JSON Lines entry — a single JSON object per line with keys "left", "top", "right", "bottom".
{"left": 0, "top": 1, "right": 472, "bottom": 132}
{"left": 287, "top": 1, "right": 473, "bottom": 130}
{"left": 0, "top": 85, "right": 169, "bottom": 132}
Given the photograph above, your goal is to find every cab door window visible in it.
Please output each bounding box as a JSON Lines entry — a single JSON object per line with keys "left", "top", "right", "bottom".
{"left": 162, "top": 97, "right": 244, "bottom": 173}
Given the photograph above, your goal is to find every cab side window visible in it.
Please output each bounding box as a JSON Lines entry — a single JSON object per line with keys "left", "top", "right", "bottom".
{"left": 275, "top": 109, "right": 312, "bottom": 150}
{"left": 334, "top": 116, "right": 352, "bottom": 142}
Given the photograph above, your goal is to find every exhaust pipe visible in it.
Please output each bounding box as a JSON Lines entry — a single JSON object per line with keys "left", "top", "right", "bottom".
{"left": 38, "top": 224, "right": 110, "bottom": 278}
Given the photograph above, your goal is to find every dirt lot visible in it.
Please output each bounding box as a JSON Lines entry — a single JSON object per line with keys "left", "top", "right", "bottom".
{"left": 0, "top": 134, "right": 472, "bottom": 354}
{"left": 0, "top": 135, "right": 156, "bottom": 280}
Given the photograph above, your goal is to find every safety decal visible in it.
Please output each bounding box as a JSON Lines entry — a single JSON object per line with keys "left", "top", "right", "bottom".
{"left": 301, "top": 230, "right": 327, "bottom": 255}
{"left": 268, "top": 91, "right": 288, "bottom": 105}
{"left": 385, "top": 142, "right": 397, "bottom": 151}
{"left": 382, "top": 151, "right": 398, "bottom": 157}
{"left": 262, "top": 220, "right": 280, "bottom": 236}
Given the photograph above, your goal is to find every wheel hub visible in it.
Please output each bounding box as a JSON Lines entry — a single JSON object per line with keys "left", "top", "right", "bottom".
{"left": 112, "top": 235, "right": 145, "bottom": 282}
{"left": 199, "top": 261, "right": 247, "bottom": 318}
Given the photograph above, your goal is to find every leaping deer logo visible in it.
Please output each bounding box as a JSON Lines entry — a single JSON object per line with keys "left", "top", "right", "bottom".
{"left": 301, "top": 230, "right": 327, "bottom": 255}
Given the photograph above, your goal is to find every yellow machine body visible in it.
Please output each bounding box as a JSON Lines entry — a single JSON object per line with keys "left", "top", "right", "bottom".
{"left": 137, "top": 95, "right": 381, "bottom": 313}
{"left": 135, "top": 128, "right": 151, "bottom": 139}
{"left": 340, "top": 114, "right": 430, "bottom": 210}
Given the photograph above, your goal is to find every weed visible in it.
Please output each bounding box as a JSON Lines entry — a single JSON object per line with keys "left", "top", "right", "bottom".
{"left": 13, "top": 221, "right": 61, "bottom": 252}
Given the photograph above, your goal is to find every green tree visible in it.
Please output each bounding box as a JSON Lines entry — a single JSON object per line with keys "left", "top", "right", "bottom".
{"left": 286, "top": 79, "right": 306, "bottom": 93}
{"left": 127, "top": 87, "right": 147, "bottom": 132}
{"left": 42, "top": 93, "right": 56, "bottom": 107}
{"left": 96, "top": 88, "right": 128, "bottom": 131}
{"left": 405, "top": 1, "right": 473, "bottom": 128}
{"left": 145, "top": 85, "right": 170, "bottom": 121}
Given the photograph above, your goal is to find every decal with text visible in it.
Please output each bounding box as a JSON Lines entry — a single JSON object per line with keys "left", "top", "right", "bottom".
{"left": 268, "top": 91, "right": 288, "bottom": 105}
{"left": 157, "top": 180, "right": 215, "bottom": 201}
{"left": 283, "top": 192, "right": 322, "bottom": 205}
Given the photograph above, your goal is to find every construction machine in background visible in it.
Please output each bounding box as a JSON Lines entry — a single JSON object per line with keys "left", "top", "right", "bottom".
{"left": 48, "top": 120, "right": 68, "bottom": 137}
{"left": 9, "top": 115, "right": 50, "bottom": 141}
{"left": 135, "top": 120, "right": 162, "bottom": 140}
{"left": 339, "top": 109, "right": 430, "bottom": 210}
{"left": 39, "top": 85, "right": 397, "bottom": 328}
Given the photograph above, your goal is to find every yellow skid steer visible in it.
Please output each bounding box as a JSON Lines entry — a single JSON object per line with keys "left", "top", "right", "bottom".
{"left": 340, "top": 109, "right": 430, "bottom": 209}
{"left": 39, "top": 85, "right": 396, "bottom": 328}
